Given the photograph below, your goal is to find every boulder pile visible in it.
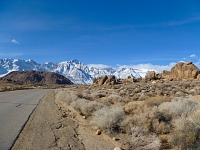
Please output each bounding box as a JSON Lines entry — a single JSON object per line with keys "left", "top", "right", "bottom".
{"left": 145, "top": 71, "right": 162, "bottom": 81}
{"left": 93, "top": 75, "right": 120, "bottom": 85}
{"left": 93, "top": 75, "right": 139, "bottom": 86}
{"left": 145, "top": 62, "right": 200, "bottom": 81}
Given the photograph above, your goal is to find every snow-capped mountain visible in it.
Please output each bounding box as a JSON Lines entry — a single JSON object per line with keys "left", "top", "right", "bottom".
{"left": 0, "top": 58, "right": 149, "bottom": 84}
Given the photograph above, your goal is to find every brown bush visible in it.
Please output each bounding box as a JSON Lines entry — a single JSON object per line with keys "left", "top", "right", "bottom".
{"left": 169, "top": 118, "right": 199, "bottom": 149}
{"left": 151, "top": 111, "right": 172, "bottom": 134}
{"left": 131, "top": 126, "right": 161, "bottom": 150}
{"left": 144, "top": 96, "right": 172, "bottom": 107}
{"left": 123, "top": 101, "right": 145, "bottom": 115}
{"left": 90, "top": 107, "right": 125, "bottom": 133}
{"left": 70, "top": 98, "right": 104, "bottom": 117}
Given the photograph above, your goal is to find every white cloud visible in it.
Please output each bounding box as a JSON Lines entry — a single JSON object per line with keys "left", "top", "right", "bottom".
{"left": 190, "top": 54, "right": 197, "bottom": 58}
{"left": 88, "top": 62, "right": 177, "bottom": 73}
{"left": 87, "top": 64, "right": 111, "bottom": 69}
{"left": 88, "top": 60, "right": 200, "bottom": 73}
{"left": 117, "top": 63, "right": 176, "bottom": 73}
{"left": 11, "top": 39, "right": 20, "bottom": 44}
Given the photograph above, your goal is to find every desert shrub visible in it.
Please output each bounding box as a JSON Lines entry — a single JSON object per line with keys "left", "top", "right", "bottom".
{"left": 98, "top": 94, "right": 124, "bottom": 105}
{"left": 121, "top": 105, "right": 159, "bottom": 134}
{"left": 124, "top": 101, "right": 145, "bottom": 115}
{"left": 169, "top": 118, "right": 200, "bottom": 149}
{"left": 70, "top": 98, "right": 104, "bottom": 117}
{"left": 168, "top": 104, "right": 200, "bottom": 149}
{"left": 131, "top": 126, "right": 161, "bottom": 150}
{"left": 189, "top": 109, "right": 200, "bottom": 127}
{"left": 90, "top": 107, "right": 125, "bottom": 132}
{"left": 106, "top": 94, "right": 123, "bottom": 103}
{"left": 151, "top": 111, "right": 172, "bottom": 134}
{"left": 158, "top": 97, "right": 199, "bottom": 117}
{"left": 144, "top": 96, "right": 172, "bottom": 107}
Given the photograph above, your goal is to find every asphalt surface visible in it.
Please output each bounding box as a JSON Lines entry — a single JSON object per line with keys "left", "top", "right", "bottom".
{"left": 0, "top": 89, "right": 50, "bottom": 150}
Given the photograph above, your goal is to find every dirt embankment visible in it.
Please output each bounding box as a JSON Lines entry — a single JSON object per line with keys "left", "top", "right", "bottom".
{"left": 12, "top": 90, "right": 116, "bottom": 150}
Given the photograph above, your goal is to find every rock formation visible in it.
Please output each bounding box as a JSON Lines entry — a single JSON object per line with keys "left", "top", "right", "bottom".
{"left": 168, "top": 62, "right": 199, "bottom": 81}
{"left": 93, "top": 75, "right": 120, "bottom": 85}
{"left": 145, "top": 71, "right": 157, "bottom": 81}
{"left": 144, "top": 62, "right": 200, "bottom": 81}
{"left": 145, "top": 71, "right": 162, "bottom": 81}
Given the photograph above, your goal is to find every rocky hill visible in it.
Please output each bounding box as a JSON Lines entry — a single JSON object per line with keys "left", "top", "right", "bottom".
{"left": 0, "top": 71, "right": 73, "bottom": 85}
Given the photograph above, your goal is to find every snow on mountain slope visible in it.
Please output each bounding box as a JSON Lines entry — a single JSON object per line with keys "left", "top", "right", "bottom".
{"left": 114, "top": 68, "right": 142, "bottom": 79}
{"left": 0, "top": 59, "right": 42, "bottom": 73}
{"left": 53, "top": 60, "right": 93, "bottom": 84}
{"left": 0, "top": 58, "right": 150, "bottom": 84}
{"left": 88, "top": 67, "right": 116, "bottom": 78}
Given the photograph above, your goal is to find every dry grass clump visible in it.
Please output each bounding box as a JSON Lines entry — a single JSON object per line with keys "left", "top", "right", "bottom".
{"left": 144, "top": 96, "right": 172, "bottom": 107}
{"left": 90, "top": 107, "right": 125, "bottom": 133}
{"left": 122, "top": 101, "right": 151, "bottom": 134}
{"left": 151, "top": 111, "right": 172, "bottom": 134}
{"left": 158, "top": 97, "right": 199, "bottom": 117}
{"left": 70, "top": 98, "right": 104, "bottom": 117}
{"left": 169, "top": 118, "right": 199, "bottom": 149}
{"left": 157, "top": 97, "right": 200, "bottom": 149}
{"left": 56, "top": 90, "right": 104, "bottom": 117}
{"left": 123, "top": 101, "right": 145, "bottom": 115}
{"left": 97, "top": 94, "right": 126, "bottom": 106}
{"left": 131, "top": 126, "right": 161, "bottom": 150}
{"left": 168, "top": 108, "right": 200, "bottom": 149}
{"left": 105, "top": 94, "right": 123, "bottom": 102}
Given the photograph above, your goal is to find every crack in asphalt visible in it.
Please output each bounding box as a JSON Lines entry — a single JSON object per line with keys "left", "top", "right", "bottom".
{"left": 15, "top": 104, "right": 21, "bottom": 107}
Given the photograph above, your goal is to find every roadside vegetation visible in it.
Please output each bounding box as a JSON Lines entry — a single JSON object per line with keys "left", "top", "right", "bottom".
{"left": 55, "top": 81, "right": 200, "bottom": 150}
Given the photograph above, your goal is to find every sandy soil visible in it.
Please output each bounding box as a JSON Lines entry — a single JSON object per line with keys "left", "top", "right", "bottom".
{"left": 12, "top": 90, "right": 116, "bottom": 150}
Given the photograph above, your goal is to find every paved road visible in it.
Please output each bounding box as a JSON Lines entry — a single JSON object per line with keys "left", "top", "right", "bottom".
{"left": 0, "top": 89, "right": 50, "bottom": 150}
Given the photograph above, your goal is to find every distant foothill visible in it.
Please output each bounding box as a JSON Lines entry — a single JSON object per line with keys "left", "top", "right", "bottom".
{"left": 0, "top": 71, "right": 73, "bottom": 85}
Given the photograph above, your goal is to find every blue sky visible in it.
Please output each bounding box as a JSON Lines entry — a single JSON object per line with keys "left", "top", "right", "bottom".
{"left": 0, "top": 0, "right": 200, "bottom": 67}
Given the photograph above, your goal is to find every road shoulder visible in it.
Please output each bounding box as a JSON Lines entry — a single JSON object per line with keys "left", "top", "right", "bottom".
{"left": 12, "top": 90, "right": 115, "bottom": 150}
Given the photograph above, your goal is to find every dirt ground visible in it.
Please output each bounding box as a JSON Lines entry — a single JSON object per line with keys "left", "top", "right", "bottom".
{"left": 12, "top": 90, "right": 117, "bottom": 150}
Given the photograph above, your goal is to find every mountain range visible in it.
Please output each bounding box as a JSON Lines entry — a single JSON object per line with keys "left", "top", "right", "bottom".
{"left": 0, "top": 58, "right": 151, "bottom": 84}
